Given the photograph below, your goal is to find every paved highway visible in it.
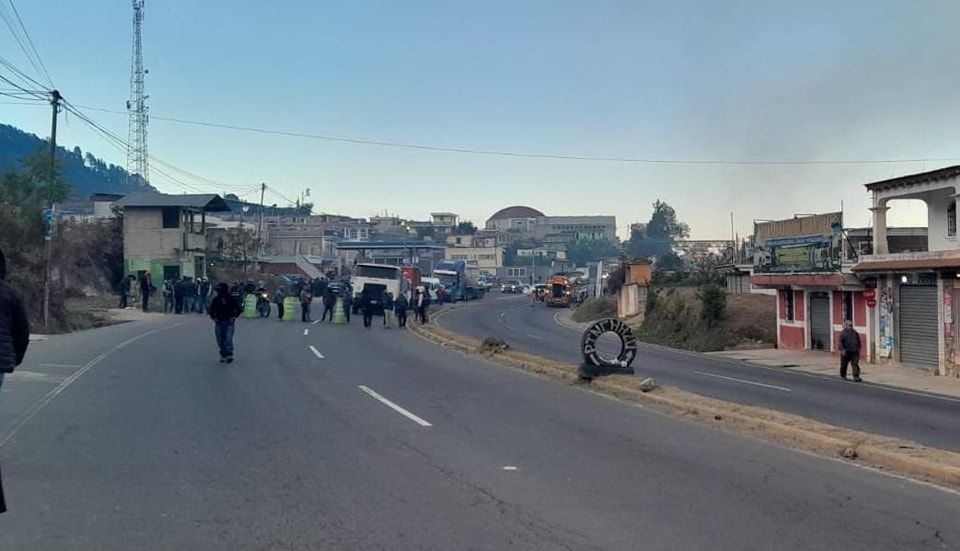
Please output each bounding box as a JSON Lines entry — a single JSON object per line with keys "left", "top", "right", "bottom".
{"left": 0, "top": 310, "right": 957, "bottom": 549}
{"left": 439, "top": 294, "right": 960, "bottom": 453}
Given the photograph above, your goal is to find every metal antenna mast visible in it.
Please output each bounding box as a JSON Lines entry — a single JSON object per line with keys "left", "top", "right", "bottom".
{"left": 126, "top": 0, "right": 149, "bottom": 185}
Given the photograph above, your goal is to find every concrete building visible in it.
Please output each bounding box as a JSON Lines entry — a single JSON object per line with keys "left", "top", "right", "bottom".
{"left": 114, "top": 192, "right": 230, "bottom": 281}
{"left": 750, "top": 212, "right": 872, "bottom": 361}
{"left": 445, "top": 232, "right": 503, "bottom": 279}
{"left": 431, "top": 212, "right": 458, "bottom": 235}
{"left": 852, "top": 166, "right": 960, "bottom": 375}
{"left": 485, "top": 205, "right": 545, "bottom": 233}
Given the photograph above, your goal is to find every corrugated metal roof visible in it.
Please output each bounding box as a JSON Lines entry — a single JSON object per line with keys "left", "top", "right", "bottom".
{"left": 852, "top": 257, "right": 960, "bottom": 271}
{"left": 113, "top": 192, "right": 231, "bottom": 211}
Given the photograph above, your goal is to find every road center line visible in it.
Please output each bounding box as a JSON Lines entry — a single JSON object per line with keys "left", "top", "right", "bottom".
{"left": 312, "top": 319, "right": 320, "bottom": 325}
{"left": 358, "top": 385, "right": 433, "bottom": 427}
{"left": 694, "top": 371, "right": 792, "bottom": 392}
{"left": 525, "top": 332, "right": 543, "bottom": 340}
{"left": 308, "top": 345, "right": 325, "bottom": 359}
{"left": 303, "top": 328, "right": 309, "bottom": 336}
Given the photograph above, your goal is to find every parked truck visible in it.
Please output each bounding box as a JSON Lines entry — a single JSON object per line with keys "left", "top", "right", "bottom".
{"left": 433, "top": 260, "right": 485, "bottom": 302}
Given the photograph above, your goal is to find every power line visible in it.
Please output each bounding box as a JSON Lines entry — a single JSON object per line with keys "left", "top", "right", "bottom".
{"left": 0, "top": 0, "right": 53, "bottom": 87}
{"left": 62, "top": 100, "right": 257, "bottom": 195}
{"left": 73, "top": 104, "right": 960, "bottom": 167}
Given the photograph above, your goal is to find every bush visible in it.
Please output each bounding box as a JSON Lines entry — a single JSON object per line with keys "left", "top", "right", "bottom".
{"left": 699, "top": 284, "right": 726, "bottom": 325}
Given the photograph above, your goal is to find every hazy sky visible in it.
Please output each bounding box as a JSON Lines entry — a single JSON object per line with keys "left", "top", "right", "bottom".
{"left": 3, "top": 0, "right": 960, "bottom": 238}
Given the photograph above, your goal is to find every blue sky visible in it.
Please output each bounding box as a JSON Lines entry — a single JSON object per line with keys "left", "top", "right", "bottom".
{"left": 3, "top": 0, "right": 960, "bottom": 238}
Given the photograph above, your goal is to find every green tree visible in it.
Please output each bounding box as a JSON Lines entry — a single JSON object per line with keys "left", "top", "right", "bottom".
{"left": 699, "top": 284, "right": 727, "bottom": 326}
{"left": 625, "top": 200, "right": 689, "bottom": 259}
{"left": 454, "top": 221, "right": 477, "bottom": 235}
{"left": 566, "top": 237, "right": 618, "bottom": 265}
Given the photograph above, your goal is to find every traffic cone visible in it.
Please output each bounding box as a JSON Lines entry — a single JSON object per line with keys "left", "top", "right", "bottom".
{"left": 333, "top": 298, "right": 347, "bottom": 324}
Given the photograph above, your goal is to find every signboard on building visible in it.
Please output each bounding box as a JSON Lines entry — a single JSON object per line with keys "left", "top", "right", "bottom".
{"left": 753, "top": 212, "right": 842, "bottom": 273}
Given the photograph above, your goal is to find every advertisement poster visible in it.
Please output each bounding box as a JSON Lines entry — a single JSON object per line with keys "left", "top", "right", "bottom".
{"left": 879, "top": 287, "right": 894, "bottom": 358}
{"left": 753, "top": 212, "right": 843, "bottom": 274}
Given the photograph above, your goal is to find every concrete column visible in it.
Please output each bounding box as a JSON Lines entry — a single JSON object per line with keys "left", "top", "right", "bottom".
{"left": 869, "top": 201, "right": 890, "bottom": 254}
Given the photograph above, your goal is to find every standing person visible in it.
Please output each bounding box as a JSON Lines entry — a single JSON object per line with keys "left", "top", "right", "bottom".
{"left": 140, "top": 271, "right": 153, "bottom": 312}
{"left": 839, "top": 320, "right": 863, "bottom": 382}
{"left": 273, "top": 286, "right": 286, "bottom": 320}
{"left": 181, "top": 276, "right": 197, "bottom": 314}
{"left": 118, "top": 275, "right": 131, "bottom": 309}
{"left": 360, "top": 287, "right": 381, "bottom": 328}
{"left": 416, "top": 287, "right": 430, "bottom": 324}
{"left": 209, "top": 282, "right": 242, "bottom": 363}
{"left": 342, "top": 291, "right": 353, "bottom": 323}
{"left": 197, "top": 277, "right": 212, "bottom": 314}
{"left": 173, "top": 277, "right": 185, "bottom": 314}
{"left": 300, "top": 286, "right": 313, "bottom": 322}
{"left": 0, "top": 248, "right": 30, "bottom": 514}
{"left": 383, "top": 292, "right": 394, "bottom": 328}
{"left": 395, "top": 292, "right": 409, "bottom": 328}
{"left": 162, "top": 279, "right": 175, "bottom": 314}
{"left": 321, "top": 288, "right": 336, "bottom": 322}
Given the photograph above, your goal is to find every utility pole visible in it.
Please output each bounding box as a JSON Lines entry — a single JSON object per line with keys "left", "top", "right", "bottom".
{"left": 257, "top": 182, "right": 266, "bottom": 257}
{"left": 43, "top": 89, "right": 62, "bottom": 328}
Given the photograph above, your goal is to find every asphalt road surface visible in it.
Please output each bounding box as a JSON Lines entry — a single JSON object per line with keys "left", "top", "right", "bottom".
{"left": 0, "top": 306, "right": 958, "bottom": 549}
{"left": 439, "top": 294, "right": 960, "bottom": 453}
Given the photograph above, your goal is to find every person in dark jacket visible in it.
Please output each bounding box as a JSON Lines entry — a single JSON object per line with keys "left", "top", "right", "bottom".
{"left": 321, "top": 288, "right": 337, "bottom": 322}
{"left": 140, "top": 271, "right": 153, "bottom": 312}
{"left": 395, "top": 292, "right": 409, "bottom": 328}
{"left": 382, "top": 292, "right": 394, "bottom": 327}
{"left": 359, "top": 287, "right": 383, "bottom": 328}
{"left": 197, "top": 277, "right": 212, "bottom": 313}
{"left": 0, "top": 248, "right": 30, "bottom": 514}
{"left": 162, "top": 279, "right": 175, "bottom": 314}
{"left": 273, "top": 286, "right": 286, "bottom": 320}
{"left": 342, "top": 291, "right": 352, "bottom": 323}
{"left": 300, "top": 288, "right": 313, "bottom": 322}
{"left": 209, "top": 282, "right": 242, "bottom": 363}
{"left": 181, "top": 276, "right": 197, "bottom": 314}
{"left": 118, "top": 275, "right": 132, "bottom": 309}
{"left": 839, "top": 320, "right": 862, "bottom": 382}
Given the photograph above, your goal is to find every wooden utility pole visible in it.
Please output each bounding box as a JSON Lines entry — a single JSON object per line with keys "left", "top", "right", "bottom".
{"left": 43, "top": 90, "right": 62, "bottom": 328}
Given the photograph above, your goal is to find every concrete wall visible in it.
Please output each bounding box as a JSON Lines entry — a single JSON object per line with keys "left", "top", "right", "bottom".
{"left": 529, "top": 215, "right": 617, "bottom": 242}
{"left": 925, "top": 189, "right": 955, "bottom": 251}
{"left": 777, "top": 289, "right": 806, "bottom": 350}
{"left": 617, "top": 283, "right": 647, "bottom": 321}
{"left": 446, "top": 246, "right": 503, "bottom": 277}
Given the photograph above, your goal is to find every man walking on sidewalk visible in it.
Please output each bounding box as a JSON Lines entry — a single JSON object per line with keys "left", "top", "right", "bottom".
{"left": 0, "top": 248, "right": 30, "bottom": 513}
{"left": 209, "top": 283, "right": 242, "bottom": 363}
{"left": 839, "top": 320, "right": 862, "bottom": 382}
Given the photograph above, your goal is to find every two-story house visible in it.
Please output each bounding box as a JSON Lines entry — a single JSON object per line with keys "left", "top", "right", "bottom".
{"left": 852, "top": 166, "right": 960, "bottom": 374}
{"left": 445, "top": 232, "right": 503, "bottom": 279}
{"left": 114, "top": 192, "right": 231, "bottom": 281}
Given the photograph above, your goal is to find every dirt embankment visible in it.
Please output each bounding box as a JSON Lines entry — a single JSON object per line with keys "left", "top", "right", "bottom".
{"left": 632, "top": 288, "right": 775, "bottom": 352}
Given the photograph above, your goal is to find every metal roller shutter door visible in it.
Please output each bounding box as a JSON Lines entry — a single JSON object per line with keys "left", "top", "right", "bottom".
{"left": 809, "top": 293, "right": 831, "bottom": 350}
{"left": 899, "top": 285, "right": 939, "bottom": 368}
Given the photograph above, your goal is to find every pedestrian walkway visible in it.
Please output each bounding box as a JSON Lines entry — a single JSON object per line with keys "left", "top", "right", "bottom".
{"left": 708, "top": 348, "right": 960, "bottom": 398}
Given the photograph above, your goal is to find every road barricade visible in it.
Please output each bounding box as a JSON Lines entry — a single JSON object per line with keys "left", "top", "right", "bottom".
{"left": 282, "top": 296, "right": 297, "bottom": 322}
{"left": 334, "top": 298, "right": 347, "bottom": 324}
{"left": 242, "top": 294, "right": 258, "bottom": 319}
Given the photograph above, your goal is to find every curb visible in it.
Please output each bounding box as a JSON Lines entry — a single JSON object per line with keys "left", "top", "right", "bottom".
{"left": 410, "top": 320, "right": 960, "bottom": 491}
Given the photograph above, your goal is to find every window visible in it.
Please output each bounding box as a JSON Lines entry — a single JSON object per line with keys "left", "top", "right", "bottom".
{"left": 507, "top": 268, "right": 526, "bottom": 278}
{"left": 842, "top": 291, "right": 854, "bottom": 324}
{"left": 949, "top": 203, "right": 956, "bottom": 237}
{"left": 162, "top": 207, "right": 180, "bottom": 229}
{"left": 785, "top": 290, "right": 795, "bottom": 321}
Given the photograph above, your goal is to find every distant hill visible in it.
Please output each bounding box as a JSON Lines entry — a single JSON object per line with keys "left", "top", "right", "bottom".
{"left": 0, "top": 122, "right": 154, "bottom": 199}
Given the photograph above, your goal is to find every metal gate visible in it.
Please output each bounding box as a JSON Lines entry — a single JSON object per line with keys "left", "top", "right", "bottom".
{"left": 809, "top": 292, "right": 831, "bottom": 351}
{"left": 899, "top": 285, "right": 939, "bottom": 368}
